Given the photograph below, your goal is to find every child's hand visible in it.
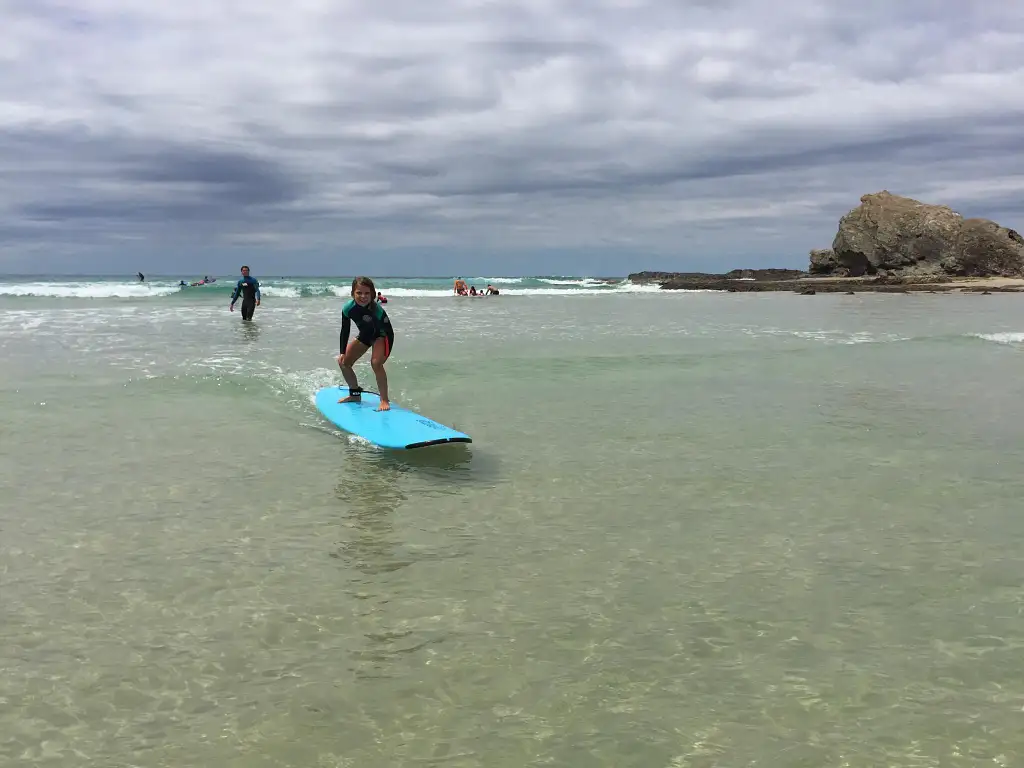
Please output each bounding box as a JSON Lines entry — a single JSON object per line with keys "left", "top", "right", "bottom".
{"left": 336, "top": 354, "right": 345, "bottom": 367}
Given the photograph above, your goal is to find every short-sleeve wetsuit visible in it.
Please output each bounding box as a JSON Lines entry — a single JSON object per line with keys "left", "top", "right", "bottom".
{"left": 339, "top": 299, "right": 394, "bottom": 355}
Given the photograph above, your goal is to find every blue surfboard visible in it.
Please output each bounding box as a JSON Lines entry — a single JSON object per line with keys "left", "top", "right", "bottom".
{"left": 314, "top": 386, "right": 472, "bottom": 449}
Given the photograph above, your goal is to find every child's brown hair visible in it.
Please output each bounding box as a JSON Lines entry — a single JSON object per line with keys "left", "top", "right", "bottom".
{"left": 351, "top": 276, "right": 376, "bottom": 298}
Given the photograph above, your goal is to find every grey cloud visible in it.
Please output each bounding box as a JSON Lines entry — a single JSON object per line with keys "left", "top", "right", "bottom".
{"left": 3, "top": 127, "right": 303, "bottom": 223}
{"left": 0, "top": 223, "right": 53, "bottom": 243}
{"left": 359, "top": 116, "right": 1024, "bottom": 199}
{"left": 119, "top": 145, "right": 304, "bottom": 206}
{"left": 20, "top": 200, "right": 200, "bottom": 222}
{"left": 0, "top": 0, "right": 1022, "bottom": 273}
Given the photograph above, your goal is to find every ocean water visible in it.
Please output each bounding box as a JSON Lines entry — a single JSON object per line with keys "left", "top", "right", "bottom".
{"left": 2, "top": 275, "right": 1024, "bottom": 767}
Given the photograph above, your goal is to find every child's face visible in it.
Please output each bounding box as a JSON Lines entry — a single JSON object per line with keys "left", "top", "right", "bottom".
{"left": 353, "top": 285, "right": 373, "bottom": 305}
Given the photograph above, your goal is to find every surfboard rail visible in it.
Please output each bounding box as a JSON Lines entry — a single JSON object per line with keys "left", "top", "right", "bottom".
{"left": 405, "top": 436, "right": 473, "bottom": 449}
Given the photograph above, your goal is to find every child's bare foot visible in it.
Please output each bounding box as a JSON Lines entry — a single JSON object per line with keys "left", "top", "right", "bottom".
{"left": 376, "top": 399, "right": 391, "bottom": 412}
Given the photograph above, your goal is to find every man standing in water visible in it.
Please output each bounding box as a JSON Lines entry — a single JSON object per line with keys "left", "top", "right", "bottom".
{"left": 229, "top": 265, "right": 261, "bottom": 320}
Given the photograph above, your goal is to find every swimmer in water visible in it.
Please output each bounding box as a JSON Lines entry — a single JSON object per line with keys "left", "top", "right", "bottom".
{"left": 336, "top": 276, "right": 394, "bottom": 411}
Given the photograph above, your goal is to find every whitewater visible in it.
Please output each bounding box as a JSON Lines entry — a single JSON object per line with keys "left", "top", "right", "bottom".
{"left": 0, "top": 274, "right": 663, "bottom": 300}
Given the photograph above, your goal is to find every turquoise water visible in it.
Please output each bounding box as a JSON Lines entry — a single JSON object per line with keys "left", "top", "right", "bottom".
{"left": 2, "top": 277, "right": 1024, "bottom": 766}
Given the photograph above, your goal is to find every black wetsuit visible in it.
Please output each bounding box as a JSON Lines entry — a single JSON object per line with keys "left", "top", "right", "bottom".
{"left": 339, "top": 299, "right": 394, "bottom": 354}
{"left": 230, "top": 276, "right": 261, "bottom": 320}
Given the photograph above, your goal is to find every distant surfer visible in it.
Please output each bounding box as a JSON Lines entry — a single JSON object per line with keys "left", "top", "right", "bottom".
{"left": 336, "top": 276, "right": 394, "bottom": 412}
{"left": 137, "top": 272, "right": 145, "bottom": 282}
{"left": 229, "top": 265, "right": 261, "bottom": 320}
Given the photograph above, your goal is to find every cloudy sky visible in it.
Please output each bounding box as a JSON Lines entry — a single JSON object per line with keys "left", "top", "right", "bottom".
{"left": 2, "top": 0, "right": 1022, "bottom": 276}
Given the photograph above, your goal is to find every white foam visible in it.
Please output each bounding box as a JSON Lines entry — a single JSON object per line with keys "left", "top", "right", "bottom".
{"left": 973, "top": 332, "right": 1024, "bottom": 344}
{"left": 260, "top": 286, "right": 300, "bottom": 298}
{"left": 0, "top": 278, "right": 677, "bottom": 301}
{"left": 0, "top": 281, "right": 181, "bottom": 298}
{"left": 0, "top": 310, "right": 47, "bottom": 334}
{"left": 500, "top": 283, "right": 666, "bottom": 296}
{"left": 840, "top": 332, "right": 911, "bottom": 344}
{"left": 376, "top": 283, "right": 665, "bottom": 297}
{"left": 536, "top": 278, "right": 605, "bottom": 286}
{"left": 741, "top": 327, "right": 909, "bottom": 345}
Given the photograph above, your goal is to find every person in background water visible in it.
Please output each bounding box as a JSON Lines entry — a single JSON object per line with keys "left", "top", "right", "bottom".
{"left": 336, "top": 276, "right": 394, "bottom": 411}
{"left": 453, "top": 277, "right": 467, "bottom": 295}
{"left": 229, "top": 265, "right": 261, "bottom": 320}
{"left": 377, "top": 291, "right": 388, "bottom": 304}
{"left": 137, "top": 272, "right": 145, "bottom": 282}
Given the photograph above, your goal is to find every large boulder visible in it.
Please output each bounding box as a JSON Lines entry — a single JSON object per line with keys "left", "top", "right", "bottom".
{"left": 948, "top": 218, "right": 1024, "bottom": 276}
{"left": 817, "top": 191, "right": 1024, "bottom": 277}
{"left": 808, "top": 248, "right": 841, "bottom": 274}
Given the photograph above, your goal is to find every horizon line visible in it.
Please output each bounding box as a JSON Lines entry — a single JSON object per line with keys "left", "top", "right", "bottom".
{"left": 0, "top": 272, "right": 632, "bottom": 280}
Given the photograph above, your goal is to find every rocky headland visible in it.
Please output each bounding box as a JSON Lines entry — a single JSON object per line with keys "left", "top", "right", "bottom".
{"left": 630, "top": 191, "right": 1024, "bottom": 293}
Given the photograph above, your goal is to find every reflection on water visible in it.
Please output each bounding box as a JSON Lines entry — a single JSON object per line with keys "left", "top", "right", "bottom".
{"left": 328, "top": 462, "right": 466, "bottom": 683}
{"left": 368, "top": 441, "right": 502, "bottom": 489}
{"left": 379, "top": 442, "right": 474, "bottom": 475}
{"left": 238, "top": 319, "right": 262, "bottom": 343}
{"left": 331, "top": 459, "right": 407, "bottom": 577}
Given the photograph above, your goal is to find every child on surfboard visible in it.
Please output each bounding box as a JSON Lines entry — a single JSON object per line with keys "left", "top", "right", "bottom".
{"left": 336, "top": 276, "right": 394, "bottom": 411}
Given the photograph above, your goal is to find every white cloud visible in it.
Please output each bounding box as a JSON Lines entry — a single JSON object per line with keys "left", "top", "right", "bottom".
{"left": 0, "top": 0, "right": 1022, "bottom": 273}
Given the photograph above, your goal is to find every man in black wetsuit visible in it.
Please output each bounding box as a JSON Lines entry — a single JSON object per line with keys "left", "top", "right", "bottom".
{"left": 229, "top": 265, "right": 261, "bottom": 320}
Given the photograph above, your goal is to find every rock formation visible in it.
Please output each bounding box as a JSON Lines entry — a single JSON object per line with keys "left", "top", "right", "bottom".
{"left": 628, "top": 268, "right": 806, "bottom": 284}
{"left": 813, "top": 190, "right": 1024, "bottom": 277}
{"left": 627, "top": 190, "right": 1024, "bottom": 292}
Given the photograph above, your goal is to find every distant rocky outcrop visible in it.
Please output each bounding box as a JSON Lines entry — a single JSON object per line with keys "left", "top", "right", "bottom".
{"left": 650, "top": 273, "right": 962, "bottom": 293}
{"left": 811, "top": 190, "right": 1024, "bottom": 278}
{"left": 628, "top": 268, "right": 806, "bottom": 284}
{"left": 627, "top": 190, "right": 1023, "bottom": 293}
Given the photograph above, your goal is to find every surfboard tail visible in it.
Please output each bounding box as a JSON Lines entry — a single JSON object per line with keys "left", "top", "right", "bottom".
{"left": 405, "top": 436, "right": 473, "bottom": 449}
{"left": 314, "top": 386, "right": 472, "bottom": 450}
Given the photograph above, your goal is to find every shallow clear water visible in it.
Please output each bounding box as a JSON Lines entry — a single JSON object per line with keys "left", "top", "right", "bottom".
{"left": 2, "top": 281, "right": 1024, "bottom": 766}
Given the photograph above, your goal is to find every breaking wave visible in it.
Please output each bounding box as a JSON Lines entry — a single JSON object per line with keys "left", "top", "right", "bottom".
{"left": 0, "top": 276, "right": 665, "bottom": 300}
